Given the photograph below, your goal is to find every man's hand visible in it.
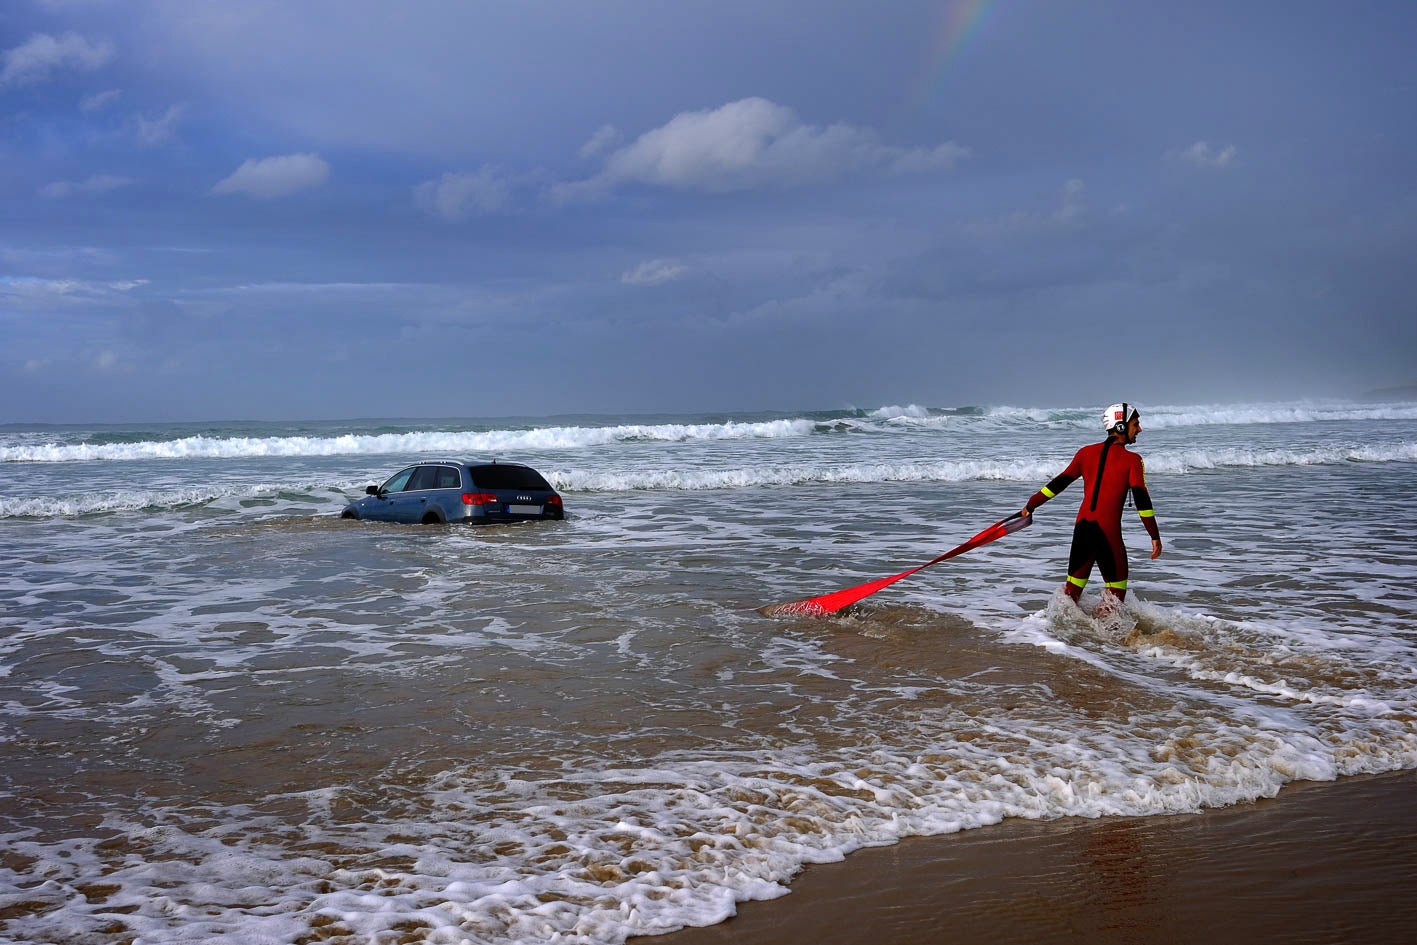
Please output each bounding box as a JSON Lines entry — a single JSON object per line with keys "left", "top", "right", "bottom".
{"left": 1019, "top": 507, "right": 1032, "bottom": 520}
{"left": 1150, "top": 539, "right": 1163, "bottom": 560}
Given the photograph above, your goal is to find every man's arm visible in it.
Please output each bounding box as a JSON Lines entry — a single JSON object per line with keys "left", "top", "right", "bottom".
{"left": 1131, "top": 457, "right": 1162, "bottom": 558}
{"left": 1021, "top": 452, "right": 1082, "bottom": 518}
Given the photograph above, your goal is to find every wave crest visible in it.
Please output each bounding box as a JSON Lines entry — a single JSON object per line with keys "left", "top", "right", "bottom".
{"left": 0, "top": 419, "right": 822, "bottom": 464}
{"left": 5, "top": 443, "right": 1413, "bottom": 518}
{"left": 6, "top": 401, "right": 1417, "bottom": 464}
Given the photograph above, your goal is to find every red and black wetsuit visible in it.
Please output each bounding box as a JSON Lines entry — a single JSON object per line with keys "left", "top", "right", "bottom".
{"left": 1025, "top": 438, "right": 1160, "bottom": 601}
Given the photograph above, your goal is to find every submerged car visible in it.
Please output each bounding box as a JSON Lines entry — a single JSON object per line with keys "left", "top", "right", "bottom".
{"left": 342, "top": 460, "right": 564, "bottom": 525}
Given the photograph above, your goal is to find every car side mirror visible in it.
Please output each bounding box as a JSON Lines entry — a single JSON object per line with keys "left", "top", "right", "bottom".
{"left": 366, "top": 485, "right": 380, "bottom": 496}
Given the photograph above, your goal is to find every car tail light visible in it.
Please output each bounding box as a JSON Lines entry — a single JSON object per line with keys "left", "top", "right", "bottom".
{"left": 462, "top": 492, "right": 498, "bottom": 506}
{"left": 546, "top": 494, "right": 563, "bottom": 508}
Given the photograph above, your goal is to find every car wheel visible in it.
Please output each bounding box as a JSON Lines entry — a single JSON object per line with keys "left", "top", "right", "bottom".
{"left": 341, "top": 509, "right": 358, "bottom": 520}
{"left": 421, "top": 512, "right": 442, "bottom": 525}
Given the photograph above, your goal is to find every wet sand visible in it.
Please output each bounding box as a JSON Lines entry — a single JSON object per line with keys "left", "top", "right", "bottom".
{"left": 640, "top": 769, "right": 1417, "bottom": 945}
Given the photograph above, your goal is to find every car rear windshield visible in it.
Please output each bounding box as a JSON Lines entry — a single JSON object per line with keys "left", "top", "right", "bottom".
{"left": 469, "top": 464, "right": 552, "bottom": 490}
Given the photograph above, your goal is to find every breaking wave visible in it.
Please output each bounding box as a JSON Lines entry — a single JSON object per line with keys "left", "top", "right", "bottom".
{"left": 1, "top": 420, "right": 823, "bottom": 463}
{"left": 5, "top": 443, "right": 1413, "bottom": 518}
{"left": 4, "top": 401, "right": 1415, "bottom": 464}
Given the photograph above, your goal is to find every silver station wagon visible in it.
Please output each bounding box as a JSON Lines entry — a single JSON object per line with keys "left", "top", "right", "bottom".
{"left": 342, "top": 461, "right": 564, "bottom": 525}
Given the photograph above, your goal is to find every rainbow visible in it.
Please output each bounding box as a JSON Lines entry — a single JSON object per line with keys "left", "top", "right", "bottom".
{"left": 909, "top": 0, "right": 1000, "bottom": 110}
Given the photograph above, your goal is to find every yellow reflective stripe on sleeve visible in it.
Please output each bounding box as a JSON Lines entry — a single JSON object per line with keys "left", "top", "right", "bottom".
{"left": 1104, "top": 580, "right": 1129, "bottom": 590}
{"left": 1138, "top": 509, "right": 1155, "bottom": 517}
{"left": 1066, "top": 575, "right": 1088, "bottom": 588}
{"left": 1040, "top": 486, "right": 1056, "bottom": 498}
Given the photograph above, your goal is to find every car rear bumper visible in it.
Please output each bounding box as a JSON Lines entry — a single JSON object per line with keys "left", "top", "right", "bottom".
{"left": 456, "top": 507, "right": 564, "bottom": 524}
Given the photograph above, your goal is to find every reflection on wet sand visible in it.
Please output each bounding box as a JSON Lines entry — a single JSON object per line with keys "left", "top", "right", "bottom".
{"left": 643, "top": 770, "right": 1417, "bottom": 945}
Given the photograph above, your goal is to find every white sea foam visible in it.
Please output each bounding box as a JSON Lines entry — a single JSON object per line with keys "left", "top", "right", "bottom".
{"left": 3, "top": 699, "right": 1412, "bottom": 945}
{"left": 5, "top": 401, "right": 1415, "bottom": 464}
{"left": 866, "top": 403, "right": 934, "bottom": 419}
{"left": 552, "top": 441, "right": 1417, "bottom": 492}
{"left": 0, "top": 419, "right": 821, "bottom": 463}
{"left": 4, "top": 440, "right": 1415, "bottom": 518}
{"left": 1144, "top": 441, "right": 1417, "bottom": 474}
{"left": 998, "top": 401, "right": 1417, "bottom": 430}
{"left": 1140, "top": 401, "right": 1417, "bottom": 429}
{"left": 548, "top": 458, "right": 1058, "bottom": 493}
{"left": 0, "top": 481, "right": 359, "bottom": 518}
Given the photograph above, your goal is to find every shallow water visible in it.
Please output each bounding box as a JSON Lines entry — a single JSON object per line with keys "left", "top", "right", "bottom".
{"left": 3, "top": 401, "right": 1415, "bottom": 943}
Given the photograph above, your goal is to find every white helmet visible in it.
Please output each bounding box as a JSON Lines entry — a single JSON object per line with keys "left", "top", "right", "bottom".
{"left": 1103, "top": 402, "right": 1138, "bottom": 435}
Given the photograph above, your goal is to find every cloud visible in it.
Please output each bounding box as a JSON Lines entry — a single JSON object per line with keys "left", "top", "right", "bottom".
{"left": 414, "top": 168, "right": 511, "bottom": 221}
{"left": 80, "top": 88, "right": 122, "bottom": 112}
{"left": 199, "top": 281, "right": 413, "bottom": 295}
{"left": 0, "top": 275, "right": 80, "bottom": 298}
{"left": 556, "top": 97, "right": 968, "bottom": 201}
{"left": 959, "top": 178, "right": 1090, "bottom": 239}
{"left": 1, "top": 31, "right": 114, "bottom": 87}
{"left": 38, "top": 174, "right": 133, "bottom": 199}
{"left": 134, "top": 104, "right": 187, "bottom": 146}
{"left": 1176, "top": 140, "right": 1238, "bottom": 169}
{"left": 0, "top": 275, "right": 148, "bottom": 309}
{"left": 621, "top": 259, "right": 688, "bottom": 286}
{"left": 579, "top": 124, "right": 622, "bottom": 159}
{"left": 888, "top": 143, "right": 973, "bottom": 175}
{"left": 212, "top": 153, "right": 331, "bottom": 198}
{"left": 1057, "top": 178, "right": 1086, "bottom": 221}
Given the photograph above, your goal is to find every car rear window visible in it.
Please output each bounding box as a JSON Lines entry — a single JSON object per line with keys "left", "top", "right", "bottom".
{"left": 468, "top": 464, "right": 552, "bottom": 490}
{"left": 435, "top": 467, "right": 461, "bottom": 488}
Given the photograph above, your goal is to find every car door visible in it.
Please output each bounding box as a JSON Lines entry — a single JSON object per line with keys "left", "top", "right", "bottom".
{"left": 388, "top": 465, "right": 439, "bottom": 523}
{"left": 363, "top": 466, "right": 417, "bottom": 522}
{"left": 429, "top": 464, "right": 466, "bottom": 520}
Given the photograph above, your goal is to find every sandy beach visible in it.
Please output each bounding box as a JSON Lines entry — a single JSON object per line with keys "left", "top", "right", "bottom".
{"left": 641, "top": 769, "right": 1417, "bottom": 945}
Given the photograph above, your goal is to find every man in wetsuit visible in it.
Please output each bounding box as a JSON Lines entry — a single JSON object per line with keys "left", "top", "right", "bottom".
{"left": 1020, "top": 403, "right": 1162, "bottom": 605}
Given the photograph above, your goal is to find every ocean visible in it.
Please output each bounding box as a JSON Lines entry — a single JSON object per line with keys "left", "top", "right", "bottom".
{"left": 2, "top": 400, "right": 1416, "bottom": 944}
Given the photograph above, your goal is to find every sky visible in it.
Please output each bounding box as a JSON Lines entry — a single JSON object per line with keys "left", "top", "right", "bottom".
{"left": 2, "top": 0, "right": 1415, "bottom": 423}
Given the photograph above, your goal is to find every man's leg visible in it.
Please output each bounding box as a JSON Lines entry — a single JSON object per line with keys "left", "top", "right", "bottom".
{"left": 1096, "top": 526, "right": 1129, "bottom": 612}
{"left": 1065, "top": 521, "right": 1100, "bottom": 602}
